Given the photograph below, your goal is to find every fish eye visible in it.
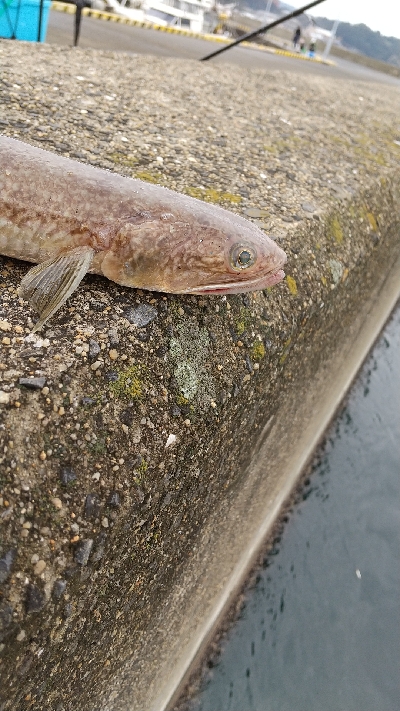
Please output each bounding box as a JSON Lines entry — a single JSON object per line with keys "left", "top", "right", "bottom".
{"left": 230, "top": 244, "right": 256, "bottom": 270}
{"left": 238, "top": 250, "right": 251, "bottom": 266}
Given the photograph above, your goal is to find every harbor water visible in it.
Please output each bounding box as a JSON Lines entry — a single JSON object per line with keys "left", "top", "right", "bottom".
{"left": 190, "top": 307, "right": 400, "bottom": 711}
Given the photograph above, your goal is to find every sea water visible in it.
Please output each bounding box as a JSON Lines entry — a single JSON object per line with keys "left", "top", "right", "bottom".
{"left": 190, "top": 307, "right": 400, "bottom": 711}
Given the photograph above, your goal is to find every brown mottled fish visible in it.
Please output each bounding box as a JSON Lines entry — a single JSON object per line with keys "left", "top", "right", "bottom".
{"left": 0, "top": 136, "right": 286, "bottom": 331}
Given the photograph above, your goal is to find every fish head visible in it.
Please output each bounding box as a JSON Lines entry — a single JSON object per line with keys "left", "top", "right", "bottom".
{"left": 100, "top": 199, "right": 287, "bottom": 295}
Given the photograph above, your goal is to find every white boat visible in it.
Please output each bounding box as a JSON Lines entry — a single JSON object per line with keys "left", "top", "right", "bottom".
{"left": 144, "top": 0, "right": 215, "bottom": 33}
{"left": 105, "top": 0, "right": 217, "bottom": 33}
{"left": 104, "top": 0, "right": 147, "bottom": 22}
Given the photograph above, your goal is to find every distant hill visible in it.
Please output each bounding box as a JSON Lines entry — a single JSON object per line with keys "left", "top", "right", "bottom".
{"left": 233, "top": 0, "right": 400, "bottom": 68}
{"left": 313, "top": 16, "right": 400, "bottom": 67}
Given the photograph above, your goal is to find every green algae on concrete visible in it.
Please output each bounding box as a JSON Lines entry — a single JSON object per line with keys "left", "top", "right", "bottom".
{"left": 108, "top": 365, "right": 143, "bottom": 400}
{"left": 184, "top": 186, "right": 242, "bottom": 205}
{"left": 251, "top": 341, "right": 266, "bottom": 361}
{"left": 329, "top": 216, "right": 344, "bottom": 244}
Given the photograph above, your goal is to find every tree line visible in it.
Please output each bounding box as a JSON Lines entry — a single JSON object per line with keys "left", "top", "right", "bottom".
{"left": 313, "top": 16, "right": 400, "bottom": 67}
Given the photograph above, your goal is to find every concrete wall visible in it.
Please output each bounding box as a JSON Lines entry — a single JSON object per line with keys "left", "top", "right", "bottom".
{"left": 0, "top": 41, "right": 399, "bottom": 710}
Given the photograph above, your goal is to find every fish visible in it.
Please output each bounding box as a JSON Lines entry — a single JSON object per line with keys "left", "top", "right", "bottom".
{"left": 0, "top": 135, "right": 287, "bottom": 331}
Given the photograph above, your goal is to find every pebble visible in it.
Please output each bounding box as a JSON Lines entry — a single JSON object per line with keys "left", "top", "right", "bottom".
{"left": 84, "top": 493, "right": 100, "bottom": 519}
{"left": 301, "top": 202, "right": 316, "bottom": 213}
{"left": 0, "top": 548, "right": 17, "bottom": 583}
{"left": 59, "top": 466, "right": 77, "bottom": 486}
{"left": 105, "top": 371, "right": 118, "bottom": 382}
{"left": 107, "top": 491, "right": 121, "bottom": 508}
{"left": 52, "top": 579, "right": 67, "bottom": 599}
{"left": 123, "top": 304, "right": 158, "bottom": 327}
{"left": 52, "top": 498, "right": 62, "bottom": 509}
{"left": 108, "top": 328, "right": 119, "bottom": 345}
{"left": 88, "top": 339, "right": 101, "bottom": 357}
{"left": 131, "top": 428, "right": 141, "bottom": 444}
{"left": 81, "top": 396, "right": 96, "bottom": 405}
{"left": 244, "top": 207, "right": 270, "bottom": 218}
{"left": 25, "top": 583, "right": 46, "bottom": 614}
{"left": 119, "top": 408, "right": 134, "bottom": 427}
{"left": 33, "top": 560, "right": 46, "bottom": 576}
{"left": 109, "top": 349, "right": 119, "bottom": 360}
{"left": 245, "top": 355, "right": 254, "bottom": 373}
{"left": 63, "top": 602, "right": 73, "bottom": 619}
{"left": 0, "top": 391, "right": 10, "bottom": 405}
{"left": 91, "top": 361, "right": 102, "bottom": 371}
{"left": 74, "top": 538, "right": 93, "bottom": 566}
{"left": 165, "top": 434, "right": 177, "bottom": 448}
{"left": 19, "top": 376, "right": 46, "bottom": 389}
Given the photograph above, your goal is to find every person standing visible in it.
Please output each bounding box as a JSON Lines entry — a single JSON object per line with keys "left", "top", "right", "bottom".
{"left": 292, "top": 26, "right": 301, "bottom": 50}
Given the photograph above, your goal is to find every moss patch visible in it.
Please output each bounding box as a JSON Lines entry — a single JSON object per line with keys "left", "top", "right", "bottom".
{"left": 133, "top": 459, "right": 148, "bottom": 486}
{"left": 366, "top": 212, "right": 378, "bottom": 231}
{"left": 251, "top": 341, "right": 265, "bottom": 361}
{"left": 135, "top": 171, "right": 164, "bottom": 184}
{"left": 235, "top": 306, "right": 253, "bottom": 336}
{"left": 184, "top": 187, "right": 242, "bottom": 205}
{"left": 107, "top": 152, "right": 138, "bottom": 169}
{"left": 286, "top": 275, "right": 298, "bottom": 296}
{"left": 109, "top": 365, "right": 143, "bottom": 400}
{"left": 329, "top": 216, "right": 344, "bottom": 244}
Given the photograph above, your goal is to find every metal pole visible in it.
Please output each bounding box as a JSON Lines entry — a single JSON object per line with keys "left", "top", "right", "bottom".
{"left": 74, "top": 0, "right": 85, "bottom": 46}
{"left": 37, "top": 0, "right": 44, "bottom": 41}
{"left": 200, "top": 0, "right": 327, "bottom": 61}
{"left": 322, "top": 18, "right": 339, "bottom": 60}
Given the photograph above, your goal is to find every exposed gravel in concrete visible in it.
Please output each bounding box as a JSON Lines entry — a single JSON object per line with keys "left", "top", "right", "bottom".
{"left": 0, "top": 40, "right": 399, "bottom": 711}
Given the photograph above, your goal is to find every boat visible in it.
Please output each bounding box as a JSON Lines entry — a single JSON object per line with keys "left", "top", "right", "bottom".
{"left": 105, "top": 0, "right": 218, "bottom": 33}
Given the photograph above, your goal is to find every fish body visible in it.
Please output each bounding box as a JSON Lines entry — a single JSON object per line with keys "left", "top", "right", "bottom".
{"left": 0, "top": 135, "right": 286, "bottom": 330}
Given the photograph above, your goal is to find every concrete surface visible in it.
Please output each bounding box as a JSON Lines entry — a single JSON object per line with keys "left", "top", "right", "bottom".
{"left": 0, "top": 39, "right": 399, "bottom": 711}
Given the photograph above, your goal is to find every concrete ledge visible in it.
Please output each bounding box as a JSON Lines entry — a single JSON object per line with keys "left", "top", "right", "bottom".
{"left": 0, "top": 42, "right": 399, "bottom": 711}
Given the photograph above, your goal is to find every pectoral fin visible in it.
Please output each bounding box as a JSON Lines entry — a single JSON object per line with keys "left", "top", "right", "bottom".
{"left": 19, "top": 246, "right": 95, "bottom": 332}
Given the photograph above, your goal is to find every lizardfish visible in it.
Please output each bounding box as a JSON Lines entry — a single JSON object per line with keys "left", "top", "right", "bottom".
{"left": 0, "top": 136, "right": 287, "bottom": 331}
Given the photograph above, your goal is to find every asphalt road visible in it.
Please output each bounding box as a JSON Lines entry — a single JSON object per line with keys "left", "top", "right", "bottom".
{"left": 46, "top": 10, "right": 400, "bottom": 86}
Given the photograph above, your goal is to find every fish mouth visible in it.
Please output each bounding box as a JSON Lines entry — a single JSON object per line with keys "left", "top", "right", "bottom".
{"left": 185, "top": 268, "right": 286, "bottom": 295}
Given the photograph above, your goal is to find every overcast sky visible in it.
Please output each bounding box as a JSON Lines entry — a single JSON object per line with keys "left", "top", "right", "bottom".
{"left": 288, "top": 0, "right": 400, "bottom": 39}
